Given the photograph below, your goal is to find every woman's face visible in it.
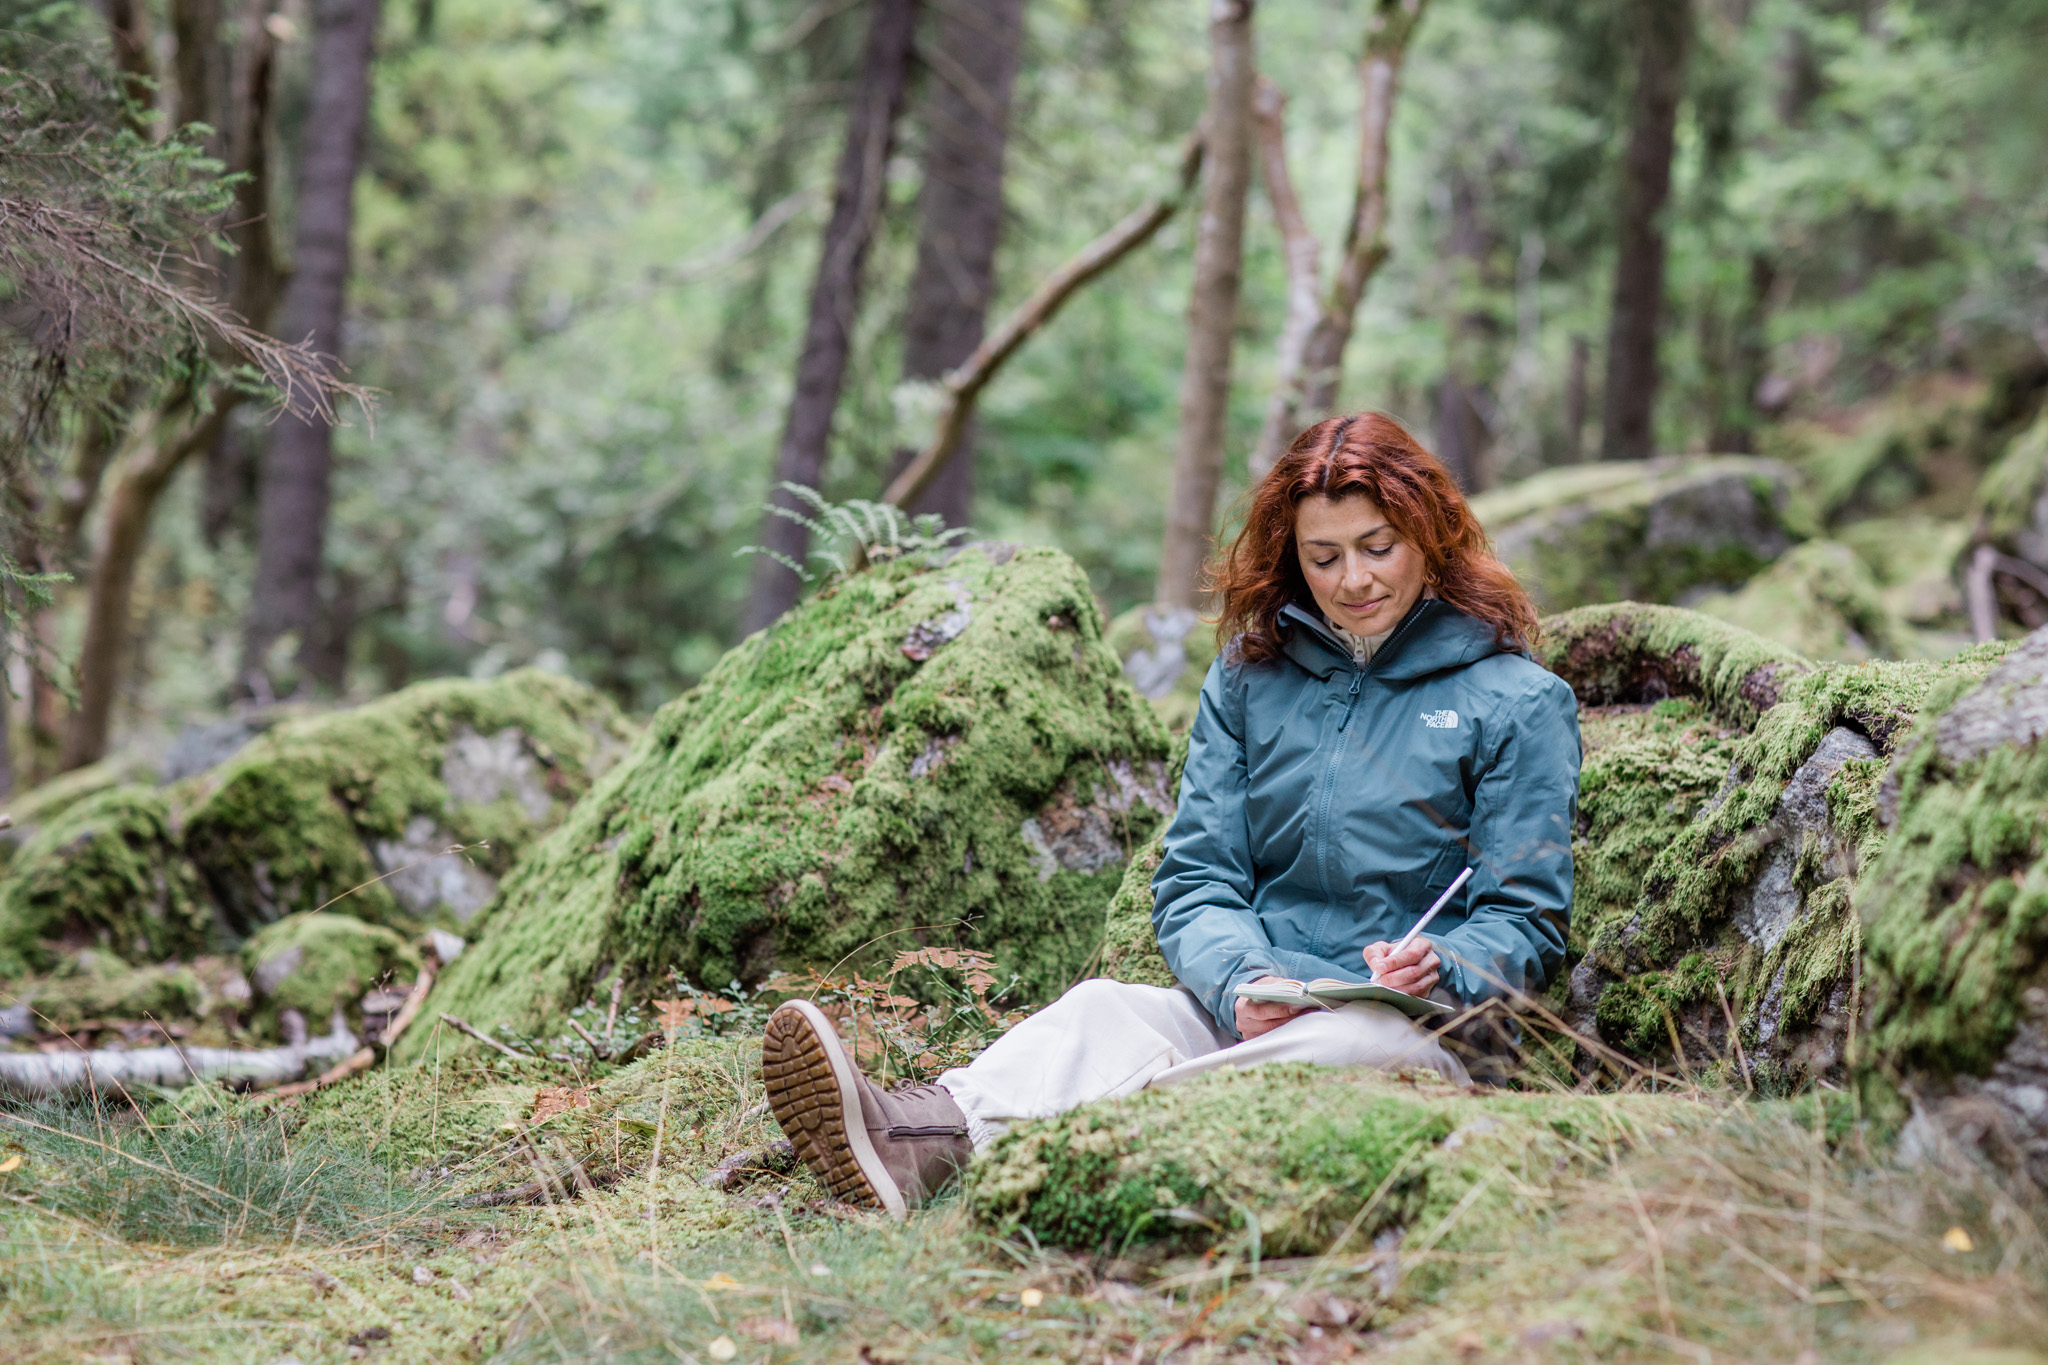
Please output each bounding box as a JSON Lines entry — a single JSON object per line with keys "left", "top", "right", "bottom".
{"left": 1293, "top": 493, "right": 1429, "bottom": 637}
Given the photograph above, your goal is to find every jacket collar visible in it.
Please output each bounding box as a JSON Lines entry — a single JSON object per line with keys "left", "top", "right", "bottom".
{"left": 1276, "top": 598, "right": 1504, "bottom": 682}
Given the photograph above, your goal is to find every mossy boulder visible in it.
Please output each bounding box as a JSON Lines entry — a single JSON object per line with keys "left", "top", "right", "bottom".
{"left": 182, "top": 669, "right": 633, "bottom": 937}
{"left": 0, "top": 786, "right": 212, "bottom": 974}
{"left": 1697, "top": 540, "right": 1913, "bottom": 662}
{"left": 1857, "top": 625, "right": 2048, "bottom": 1185}
{"left": 1105, "top": 605, "right": 1216, "bottom": 732}
{"left": 0, "top": 756, "right": 150, "bottom": 873}
{"left": 964, "top": 1063, "right": 1714, "bottom": 1261}
{"left": 1471, "top": 457, "right": 1809, "bottom": 613}
{"left": 243, "top": 912, "right": 421, "bottom": 1038}
{"left": 1766, "top": 376, "right": 1986, "bottom": 526}
{"left": 414, "top": 545, "right": 1176, "bottom": 1056}
{"left": 0, "top": 670, "right": 629, "bottom": 995}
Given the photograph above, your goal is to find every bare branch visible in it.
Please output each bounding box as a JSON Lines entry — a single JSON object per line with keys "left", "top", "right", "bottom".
{"left": 0, "top": 196, "right": 370, "bottom": 423}
{"left": 883, "top": 132, "right": 1206, "bottom": 511}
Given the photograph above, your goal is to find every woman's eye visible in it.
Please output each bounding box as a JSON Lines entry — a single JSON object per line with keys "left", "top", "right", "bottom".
{"left": 1313, "top": 558, "right": 1338, "bottom": 570}
{"left": 1367, "top": 545, "right": 1393, "bottom": 558}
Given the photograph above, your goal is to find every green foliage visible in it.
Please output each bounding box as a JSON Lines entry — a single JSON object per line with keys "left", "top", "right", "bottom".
{"left": 739, "top": 482, "right": 970, "bottom": 584}
{"left": 415, "top": 546, "right": 1174, "bottom": 1052}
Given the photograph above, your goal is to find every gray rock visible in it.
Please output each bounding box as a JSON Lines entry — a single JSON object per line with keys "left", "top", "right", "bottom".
{"left": 442, "top": 727, "right": 553, "bottom": 822}
{"left": 373, "top": 815, "right": 499, "bottom": 921}
{"left": 1731, "top": 726, "right": 1877, "bottom": 954}
{"left": 1122, "top": 607, "right": 1201, "bottom": 701}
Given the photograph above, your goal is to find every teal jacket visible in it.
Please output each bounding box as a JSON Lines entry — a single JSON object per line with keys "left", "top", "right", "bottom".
{"left": 1151, "top": 598, "right": 1580, "bottom": 1035}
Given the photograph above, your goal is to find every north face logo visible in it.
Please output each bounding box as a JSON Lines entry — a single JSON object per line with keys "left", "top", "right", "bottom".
{"left": 1421, "top": 709, "right": 1459, "bottom": 729}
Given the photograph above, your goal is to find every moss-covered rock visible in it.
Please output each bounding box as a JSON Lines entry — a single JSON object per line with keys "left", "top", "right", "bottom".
{"left": 243, "top": 912, "right": 421, "bottom": 1037}
{"left": 1537, "top": 600, "right": 1810, "bottom": 727}
{"left": 1857, "top": 625, "right": 2048, "bottom": 1184}
{"left": 1472, "top": 457, "right": 1809, "bottom": 613}
{"left": 1556, "top": 607, "right": 2013, "bottom": 1085}
{"left": 182, "top": 669, "right": 633, "bottom": 937}
{"left": 1697, "top": 539, "right": 1913, "bottom": 662}
{"left": 1979, "top": 409, "right": 2048, "bottom": 554}
{"left": 1834, "top": 514, "right": 1973, "bottom": 633}
{"left": 414, "top": 546, "right": 1176, "bottom": 1054}
{"left": 1105, "top": 605, "right": 1216, "bottom": 732}
{"left": 0, "top": 756, "right": 151, "bottom": 873}
{"left": 964, "top": 1062, "right": 1714, "bottom": 1260}
{"left": 1766, "top": 377, "right": 1986, "bottom": 527}
{"left": 0, "top": 785, "right": 212, "bottom": 974}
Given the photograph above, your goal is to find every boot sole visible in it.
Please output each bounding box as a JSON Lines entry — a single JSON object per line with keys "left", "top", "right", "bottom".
{"left": 761, "top": 1000, "right": 907, "bottom": 1220}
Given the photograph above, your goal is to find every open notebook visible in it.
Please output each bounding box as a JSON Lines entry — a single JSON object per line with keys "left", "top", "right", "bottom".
{"left": 1233, "top": 976, "right": 1454, "bottom": 1022}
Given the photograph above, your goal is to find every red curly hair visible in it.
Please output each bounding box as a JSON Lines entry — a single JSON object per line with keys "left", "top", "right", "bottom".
{"left": 1210, "top": 412, "right": 1538, "bottom": 663}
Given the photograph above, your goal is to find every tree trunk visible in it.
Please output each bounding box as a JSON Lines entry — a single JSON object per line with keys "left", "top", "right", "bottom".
{"left": 106, "top": 0, "right": 156, "bottom": 134}
{"left": 63, "top": 402, "right": 230, "bottom": 769}
{"left": 1246, "top": 77, "right": 1322, "bottom": 479}
{"left": 1265, "top": 0, "right": 1429, "bottom": 451}
{"left": 1433, "top": 164, "right": 1495, "bottom": 492}
{"left": 742, "top": 0, "right": 920, "bottom": 635}
{"left": 244, "top": 0, "right": 380, "bottom": 694}
{"left": 55, "top": 0, "right": 289, "bottom": 771}
{"left": 1599, "top": 0, "right": 1691, "bottom": 463}
{"left": 1155, "top": 0, "right": 1258, "bottom": 611}
{"left": 893, "top": 0, "right": 1028, "bottom": 529}
{"left": 1563, "top": 333, "right": 1591, "bottom": 462}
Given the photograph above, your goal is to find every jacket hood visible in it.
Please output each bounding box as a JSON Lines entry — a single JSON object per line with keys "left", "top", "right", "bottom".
{"left": 1276, "top": 599, "right": 1506, "bottom": 682}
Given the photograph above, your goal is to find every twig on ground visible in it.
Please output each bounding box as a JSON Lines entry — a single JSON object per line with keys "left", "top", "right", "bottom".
{"left": 441, "top": 1013, "right": 532, "bottom": 1061}
{"left": 569, "top": 1017, "right": 610, "bottom": 1061}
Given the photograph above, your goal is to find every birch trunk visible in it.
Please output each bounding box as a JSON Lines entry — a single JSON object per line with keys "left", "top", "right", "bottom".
{"left": 0, "top": 1018, "right": 359, "bottom": 1098}
{"left": 1259, "top": 0, "right": 1429, "bottom": 464}
{"left": 1156, "top": 0, "right": 1258, "bottom": 610}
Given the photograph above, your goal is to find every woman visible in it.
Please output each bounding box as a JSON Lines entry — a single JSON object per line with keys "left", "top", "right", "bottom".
{"left": 760, "top": 414, "right": 1581, "bottom": 1219}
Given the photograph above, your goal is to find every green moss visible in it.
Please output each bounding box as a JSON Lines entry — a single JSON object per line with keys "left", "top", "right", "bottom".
{"left": 1696, "top": 540, "right": 1912, "bottom": 662}
{"left": 180, "top": 668, "right": 632, "bottom": 937}
{"left": 1778, "top": 399, "right": 1977, "bottom": 527}
{"left": 1858, "top": 633, "right": 2048, "bottom": 1077}
{"left": 1593, "top": 953, "right": 1719, "bottom": 1056}
{"left": 1834, "top": 514, "right": 1973, "bottom": 630}
{"left": 0, "top": 757, "right": 150, "bottom": 873}
{"left": 1977, "top": 407, "right": 2048, "bottom": 556}
{"left": 1098, "top": 735, "right": 1188, "bottom": 988}
{"left": 1538, "top": 602, "right": 1811, "bottom": 728}
{"left": 965, "top": 1063, "right": 1715, "bottom": 1261}
{"left": 414, "top": 547, "right": 1175, "bottom": 1054}
{"left": 1474, "top": 457, "right": 1810, "bottom": 613}
{"left": 1104, "top": 605, "right": 1216, "bottom": 733}
{"left": 1570, "top": 700, "right": 1743, "bottom": 962}
{"left": 6, "top": 951, "right": 206, "bottom": 1030}
{"left": 0, "top": 785, "right": 211, "bottom": 973}
{"left": 242, "top": 912, "right": 422, "bottom": 1035}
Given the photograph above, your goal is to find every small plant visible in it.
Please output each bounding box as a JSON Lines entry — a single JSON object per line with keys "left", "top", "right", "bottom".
{"left": 735, "top": 482, "right": 970, "bottom": 584}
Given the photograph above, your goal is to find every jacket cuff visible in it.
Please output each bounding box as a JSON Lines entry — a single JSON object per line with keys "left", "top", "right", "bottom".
{"left": 1214, "top": 954, "right": 1283, "bottom": 1038}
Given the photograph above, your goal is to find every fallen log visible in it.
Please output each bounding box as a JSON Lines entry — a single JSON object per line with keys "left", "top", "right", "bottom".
{"left": 0, "top": 1015, "right": 358, "bottom": 1098}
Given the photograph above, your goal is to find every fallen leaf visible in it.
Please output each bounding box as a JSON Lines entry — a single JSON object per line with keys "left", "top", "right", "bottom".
{"left": 531, "top": 1085, "right": 594, "bottom": 1124}
{"left": 739, "top": 1317, "right": 800, "bottom": 1344}
{"left": 0, "top": 1154, "right": 21, "bottom": 1173}
{"left": 703, "top": 1272, "right": 743, "bottom": 1291}
{"left": 706, "top": 1337, "right": 737, "bottom": 1362}
{"left": 1942, "top": 1225, "right": 1974, "bottom": 1253}
{"left": 1019, "top": 1288, "right": 1044, "bottom": 1309}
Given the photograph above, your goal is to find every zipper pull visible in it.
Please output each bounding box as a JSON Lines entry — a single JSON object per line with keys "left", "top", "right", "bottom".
{"left": 1338, "top": 669, "right": 1364, "bottom": 732}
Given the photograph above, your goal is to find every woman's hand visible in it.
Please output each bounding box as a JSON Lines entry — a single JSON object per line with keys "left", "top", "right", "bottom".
{"left": 1364, "top": 938, "right": 1441, "bottom": 997}
{"left": 1235, "top": 977, "right": 1313, "bottom": 1039}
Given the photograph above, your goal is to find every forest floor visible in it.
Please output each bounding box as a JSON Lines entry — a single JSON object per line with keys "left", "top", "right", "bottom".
{"left": 4, "top": 1018, "right": 2046, "bottom": 1365}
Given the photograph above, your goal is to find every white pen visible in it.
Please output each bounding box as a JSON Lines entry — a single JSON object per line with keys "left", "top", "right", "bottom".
{"left": 1389, "top": 865, "right": 1476, "bottom": 959}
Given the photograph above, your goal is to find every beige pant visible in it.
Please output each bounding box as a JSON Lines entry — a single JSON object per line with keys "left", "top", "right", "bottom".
{"left": 936, "top": 977, "right": 1469, "bottom": 1150}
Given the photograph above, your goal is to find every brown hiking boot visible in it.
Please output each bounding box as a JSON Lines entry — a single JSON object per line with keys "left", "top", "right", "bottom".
{"left": 761, "top": 999, "right": 973, "bottom": 1220}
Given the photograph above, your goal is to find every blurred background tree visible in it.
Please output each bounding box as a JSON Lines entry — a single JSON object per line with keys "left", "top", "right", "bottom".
{"left": 1, "top": 0, "right": 2043, "bottom": 783}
